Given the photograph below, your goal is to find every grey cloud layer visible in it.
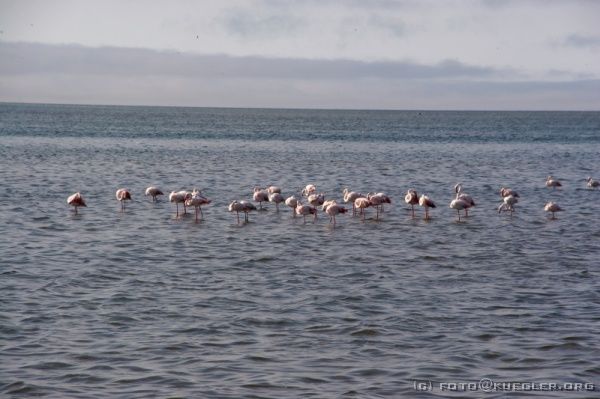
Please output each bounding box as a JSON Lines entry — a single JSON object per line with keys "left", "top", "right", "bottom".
{"left": 0, "top": 42, "right": 499, "bottom": 80}
{"left": 1, "top": 42, "right": 598, "bottom": 110}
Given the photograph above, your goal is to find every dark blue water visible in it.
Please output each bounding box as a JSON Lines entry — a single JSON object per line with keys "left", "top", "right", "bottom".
{"left": 1, "top": 103, "right": 599, "bottom": 398}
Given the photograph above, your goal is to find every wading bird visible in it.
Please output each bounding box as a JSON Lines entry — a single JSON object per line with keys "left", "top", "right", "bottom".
{"left": 67, "top": 192, "right": 86, "bottom": 214}
{"left": 145, "top": 186, "right": 164, "bottom": 202}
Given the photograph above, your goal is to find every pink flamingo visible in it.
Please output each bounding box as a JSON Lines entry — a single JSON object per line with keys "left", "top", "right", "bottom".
{"left": 269, "top": 192, "right": 285, "bottom": 212}
{"left": 67, "top": 192, "right": 87, "bottom": 214}
{"left": 354, "top": 197, "right": 371, "bottom": 221}
{"left": 186, "top": 189, "right": 211, "bottom": 222}
{"left": 267, "top": 186, "right": 281, "bottom": 194}
{"left": 544, "top": 202, "right": 563, "bottom": 219}
{"left": 145, "top": 186, "right": 164, "bottom": 202}
{"left": 324, "top": 202, "right": 348, "bottom": 226}
{"left": 418, "top": 194, "right": 436, "bottom": 220}
{"left": 295, "top": 201, "right": 317, "bottom": 224}
{"left": 253, "top": 187, "right": 269, "bottom": 210}
{"left": 367, "top": 193, "right": 390, "bottom": 220}
{"left": 116, "top": 188, "right": 132, "bottom": 211}
{"left": 405, "top": 189, "right": 419, "bottom": 218}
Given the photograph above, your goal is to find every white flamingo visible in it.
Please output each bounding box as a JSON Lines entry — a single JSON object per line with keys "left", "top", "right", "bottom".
{"left": 67, "top": 192, "right": 86, "bottom": 214}
{"left": 499, "top": 187, "right": 519, "bottom": 198}
{"left": 405, "top": 189, "right": 419, "bottom": 218}
{"left": 228, "top": 200, "right": 244, "bottom": 224}
{"left": 343, "top": 188, "right": 362, "bottom": 216}
{"left": 285, "top": 196, "right": 298, "bottom": 217}
{"left": 454, "top": 183, "right": 475, "bottom": 217}
{"left": 116, "top": 188, "right": 132, "bottom": 211}
{"left": 544, "top": 201, "right": 563, "bottom": 219}
{"left": 308, "top": 193, "right": 325, "bottom": 219}
{"left": 449, "top": 197, "right": 469, "bottom": 222}
{"left": 546, "top": 176, "right": 562, "bottom": 189}
{"left": 498, "top": 195, "right": 518, "bottom": 216}
{"left": 418, "top": 194, "right": 436, "bottom": 220}
{"left": 186, "top": 189, "right": 211, "bottom": 222}
{"left": 145, "top": 186, "right": 164, "bottom": 202}
{"left": 267, "top": 186, "right": 281, "bottom": 194}
{"left": 169, "top": 190, "right": 191, "bottom": 217}
{"left": 302, "top": 184, "right": 316, "bottom": 197}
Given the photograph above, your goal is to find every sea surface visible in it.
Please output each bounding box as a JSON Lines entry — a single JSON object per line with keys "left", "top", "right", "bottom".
{"left": 1, "top": 103, "right": 599, "bottom": 398}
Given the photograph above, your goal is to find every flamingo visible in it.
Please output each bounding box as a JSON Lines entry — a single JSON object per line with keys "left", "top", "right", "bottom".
{"left": 308, "top": 193, "right": 325, "bottom": 219}
{"left": 500, "top": 187, "right": 519, "bottom": 198}
{"left": 267, "top": 186, "right": 281, "bottom": 194}
{"left": 302, "top": 184, "right": 316, "bottom": 197}
{"left": 240, "top": 200, "right": 257, "bottom": 222}
{"left": 367, "top": 193, "right": 390, "bottom": 220}
{"left": 354, "top": 197, "right": 371, "bottom": 221}
{"left": 546, "top": 176, "right": 562, "bottom": 189}
{"left": 186, "top": 189, "right": 211, "bottom": 222}
{"left": 544, "top": 201, "right": 563, "bottom": 219}
{"left": 370, "top": 192, "right": 391, "bottom": 213}
{"left": 342, "top": 188, "right": 362, "bottom": 216}
{"left": 145, "top": 186, "right": 164, "bottom": 202}
{"left": 116, "top": 188, "right": 131, "bottom": 211}
{"left": 321, "top": 199, "right": 337, "bottom": 212}
{"left": 228, "top": 200, "right": 244, "bottom": 224}
{"left": 169, "top": 190, "right": 191, "bottom": 217}
{"left": 587, "top": 177, "right": 599, "bottom": 189}
{"left": 295, "top": 201, "right": 317, "bottom": 224}
{"left": 269, "top": 192, "right": 285, "bottom": 212}
{"left": 67, "top": 192, "right": 86, "bottom": 214}
{"left": 418, "top": 194, "right": 436, "bottom": 220}
{"left": 253, "top": 187, "right": 269, "bottom": 210}
{"left": 454, "top": 183, "right": 475, "bottom": 217}
{"left": 324, "top": 202, "right": 347, "bottom": 226}
{"left": 498, "top": 195, "right": 518, "bottom": 217}
{"left": 405, "top": 189, "right": 419, "bottom": 218}
{"left": 285, "top": 196, "right": 298, "bottom": 217}
{"left": 449, "top": 198, "right": 469, "bottom": 222}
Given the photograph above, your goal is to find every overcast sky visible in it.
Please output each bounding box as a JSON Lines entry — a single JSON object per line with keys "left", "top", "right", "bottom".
{"left": 1, "top": 0, "right": 599, "bottom": 110}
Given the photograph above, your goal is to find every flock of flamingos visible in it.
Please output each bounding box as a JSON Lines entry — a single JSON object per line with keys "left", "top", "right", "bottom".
{"left": 66, "top": 176, "right": 599, "bottom": 225}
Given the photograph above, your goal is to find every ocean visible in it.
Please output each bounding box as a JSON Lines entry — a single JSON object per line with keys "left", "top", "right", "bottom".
{"left": 1, "top": 103, "right": 599, "bottom": 398}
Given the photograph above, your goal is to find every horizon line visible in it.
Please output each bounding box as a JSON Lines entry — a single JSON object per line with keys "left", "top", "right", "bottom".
{"left": 1, "top": 101, "right": 598, "bottom": 113}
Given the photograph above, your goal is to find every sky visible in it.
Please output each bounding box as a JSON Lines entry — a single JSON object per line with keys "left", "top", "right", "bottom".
{"left": 0, "top": 0, "right": 599, "bottom": 110}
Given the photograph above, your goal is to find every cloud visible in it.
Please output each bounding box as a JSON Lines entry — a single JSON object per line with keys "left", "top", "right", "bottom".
{"left": 563, "top": 34, "right": 600, "bottom": 49}
{"left": 219, "top": 9, "right": 305, "bottom": 38}
{"left": 1, "top": 42, "right": 598, "bottom": 110}
{"left": 0, "top": 42, "right": 503, "bottom": 80}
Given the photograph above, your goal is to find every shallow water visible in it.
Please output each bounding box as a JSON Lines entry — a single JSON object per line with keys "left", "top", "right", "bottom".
{"left": 1, "top": 104, "right": 600, "bottom": 398}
